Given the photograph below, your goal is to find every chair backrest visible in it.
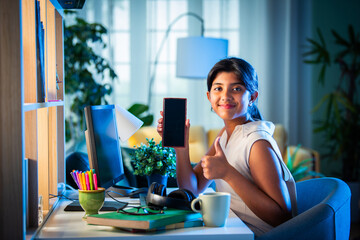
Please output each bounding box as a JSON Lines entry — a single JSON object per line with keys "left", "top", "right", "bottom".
{"left": 257, "top": 177, "right": 351, "bottom": 240}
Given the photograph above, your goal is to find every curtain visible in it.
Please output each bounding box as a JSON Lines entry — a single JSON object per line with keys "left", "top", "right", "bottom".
{"left": 70, "top": 0, "right": 313, "bottom": 148}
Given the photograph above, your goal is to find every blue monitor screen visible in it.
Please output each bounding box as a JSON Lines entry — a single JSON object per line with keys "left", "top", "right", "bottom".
{"left": 85, "top": 105, "right": 124, "bottom": 189}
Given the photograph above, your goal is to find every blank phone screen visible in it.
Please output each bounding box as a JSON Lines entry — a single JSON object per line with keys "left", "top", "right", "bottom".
{"left": 162, "top": 98, "right": 187, "bottom": 147}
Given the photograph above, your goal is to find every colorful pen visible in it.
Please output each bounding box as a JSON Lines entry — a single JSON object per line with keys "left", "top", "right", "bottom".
{"left": 73, "top": 170, "right": 81, "bottom": 189}
{"left": 85, "top": 172, "right": 90, "bottom": 190}
{"left": 77, "top": 171, "right": 83, "bottom": 190}
{"left": 82, "top": 172, "right": 86, "bottom": 190}
{"left": 70, "top": 171, "right": 80, "bottom": 189}
{"left": 89, "top": 170, "right": 94, "bottom": 190}
{"left": 93, "top": 173, "right": 98, "bottom": 190}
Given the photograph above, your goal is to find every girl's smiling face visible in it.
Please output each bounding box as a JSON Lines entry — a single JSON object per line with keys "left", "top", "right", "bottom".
{"left": 207, "top": 71, "right": 258, "bottom": 123}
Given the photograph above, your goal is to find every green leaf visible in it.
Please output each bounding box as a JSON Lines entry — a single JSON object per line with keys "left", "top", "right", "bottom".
{"left": 302, "top": 49, "right": 320, "bottom": 57}
{"left": 311, "top": 93, "right": 331, "bottom": 113}
{"left": 287, "top": 147, "right": 292, "bottom": 170}
{"left": 127, "top": 103, "right": 154, "bottom": 126}
{"left": 292, "top": 166, "right": 309, "bottom": 177}
{"left": 325, "top": 93, "right": 334, "bottom": 123}
{"left": 307, "top": 38, "right": 322, "bottom": 49}
{"left": 333, "top": 98, "right": 341, "bottom": 123}
{"left": 140, "top": 115, "right": 154, "bottom": 126}
{"left": 348, "top": 25, "right": 355, "bottom": 45}
{"left": 130, "top": 138, "right": 176, "bottom": 177}
{"left": 331, "top": 29, "right": 349, "bottom": 47}
{"left": 336, "top": 94, "right": 357, "bottom": 112}
{"left": 64, "top": 12, "right": 119, "bottom": 143}
{"left": 303, "top": 60, "right": 321, "bottom": 64}
{"left": 317, "top": 28, "right": 326, "bottom": 47}
{"left": 319, "top": 64, "right": 327, "bottom": 85}
{"left": 128, "top": 103, "right": 149, "bottom": 116}
{"left": 286, "top": 145, "right": 301, "bottom": 171}
{"left": 293, "top": 158, "right": 314, "bottom": 168}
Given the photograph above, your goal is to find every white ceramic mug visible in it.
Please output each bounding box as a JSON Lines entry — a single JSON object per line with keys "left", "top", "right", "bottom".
{"left": 191, "top": 192, "right": 231, "bottom": 227}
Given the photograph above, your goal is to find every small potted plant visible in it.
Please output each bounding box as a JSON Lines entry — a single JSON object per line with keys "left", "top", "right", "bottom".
{"left": 130, "top": 138, "right": 176, "bottom": 187}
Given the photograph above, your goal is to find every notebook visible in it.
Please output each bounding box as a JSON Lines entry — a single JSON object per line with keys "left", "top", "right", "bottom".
{"left": 85, "top": 207, "right": 202, "bottom": 230}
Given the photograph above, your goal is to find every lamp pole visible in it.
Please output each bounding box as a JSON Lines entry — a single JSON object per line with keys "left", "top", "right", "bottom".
{"left": 146, "top": 12, "right": 204, "bottom": 109}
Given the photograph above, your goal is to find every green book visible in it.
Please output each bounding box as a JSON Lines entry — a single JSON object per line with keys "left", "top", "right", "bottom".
{"left": 114, "top": 218, "right": 204, "bottom": 233}
{"left": 85, "top": 208, "right": 202, "bottom": 230}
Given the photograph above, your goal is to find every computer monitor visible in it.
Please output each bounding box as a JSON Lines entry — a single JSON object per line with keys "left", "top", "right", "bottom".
{"left": 84, "top": 105, "right": 125, "bottom": 189}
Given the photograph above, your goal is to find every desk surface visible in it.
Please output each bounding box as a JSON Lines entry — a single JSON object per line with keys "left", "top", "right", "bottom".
{"left": 34, "top": 191, "right": 254, "bottom": 240}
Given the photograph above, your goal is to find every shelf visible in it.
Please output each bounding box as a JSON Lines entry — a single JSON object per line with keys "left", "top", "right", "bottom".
{"left": 24, "top": 101, "right": 65, "bottom": 112}
{"left": 1, "top": 0, "right": 65, "bottom": 238}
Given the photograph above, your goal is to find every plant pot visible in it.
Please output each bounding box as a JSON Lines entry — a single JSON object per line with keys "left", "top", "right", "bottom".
{"left": 146, "top": 174, "right": 168, "bottom": 187}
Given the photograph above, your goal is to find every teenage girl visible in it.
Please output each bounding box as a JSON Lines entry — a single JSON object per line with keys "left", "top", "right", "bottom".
{"left": 157, "top": 57, "right": 297, "bottom": 236}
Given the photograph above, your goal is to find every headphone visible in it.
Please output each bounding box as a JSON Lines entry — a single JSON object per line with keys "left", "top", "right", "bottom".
{"left": 146, "top": 182, "right": 196, "bottom": 211}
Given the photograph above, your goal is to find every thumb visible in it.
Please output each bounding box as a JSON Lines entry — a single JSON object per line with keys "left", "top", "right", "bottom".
{"left": 214, "top": 137, "right": 224, "bottom": 156}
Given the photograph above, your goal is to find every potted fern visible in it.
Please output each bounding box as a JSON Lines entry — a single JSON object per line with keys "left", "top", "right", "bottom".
{"left": 130, "top": 138, "right": 176, "bottom": 187}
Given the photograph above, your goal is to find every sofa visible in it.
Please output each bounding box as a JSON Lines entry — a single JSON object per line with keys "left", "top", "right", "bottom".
{"left": 127, "top": 124, "right": 320, "bottom": 176}
{"left": 66, "top": 123, "right": 321, "bottom": 189}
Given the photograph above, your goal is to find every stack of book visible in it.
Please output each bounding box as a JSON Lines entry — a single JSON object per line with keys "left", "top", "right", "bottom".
{"left": 85, "top": 208, "right": 203, "bottom": 232}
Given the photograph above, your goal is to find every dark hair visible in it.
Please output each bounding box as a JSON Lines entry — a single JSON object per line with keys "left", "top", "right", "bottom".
{"left": 207, "top": 57, "right": 263, "bottom": 120}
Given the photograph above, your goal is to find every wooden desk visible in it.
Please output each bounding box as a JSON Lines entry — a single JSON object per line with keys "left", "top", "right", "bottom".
{"left": 34, "top": 191, "right": 254, "bottom": 240}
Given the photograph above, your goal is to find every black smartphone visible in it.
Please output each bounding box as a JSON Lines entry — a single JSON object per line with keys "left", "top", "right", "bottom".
{"left": 162, "top": 98, "right": 187, "bottom": 147}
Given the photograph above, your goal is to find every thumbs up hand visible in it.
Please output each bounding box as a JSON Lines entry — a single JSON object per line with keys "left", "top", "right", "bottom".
{"left": 201, "top": 137, "right": 231, "bottom": 180}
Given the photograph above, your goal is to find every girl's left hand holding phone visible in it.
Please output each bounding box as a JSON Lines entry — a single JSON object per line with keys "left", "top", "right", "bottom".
{"left": 157, "top": 111, "right": 191, "bottom": 151}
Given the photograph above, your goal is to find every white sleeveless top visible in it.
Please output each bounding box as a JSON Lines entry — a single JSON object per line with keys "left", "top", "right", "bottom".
{"left": 214, "top": 121, "right": 297, "bottom": 236}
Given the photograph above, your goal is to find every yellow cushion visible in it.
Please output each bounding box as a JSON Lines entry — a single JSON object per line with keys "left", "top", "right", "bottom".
{"left": 188, "top": 126, "right": 207, "bottom": 163}
{"left": 207, "top": 128, "right": 221, "bottom": 148}
{"left": 127, "top": 126, "right": 161, "bottom": 148}
{"left": 273, "top": 124, "right": 287, "bottom": 157}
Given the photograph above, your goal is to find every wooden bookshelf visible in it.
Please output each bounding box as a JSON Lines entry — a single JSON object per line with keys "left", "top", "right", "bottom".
{"left": 0, "top": 0, "right": 65, "bottom": 238}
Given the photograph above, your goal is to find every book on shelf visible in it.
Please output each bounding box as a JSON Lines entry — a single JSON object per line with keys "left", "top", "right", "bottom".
{"left": 35, "top": 0, "right": 45, "bottom": 102}
{"left": 85, "top": 208, "right": 202, "bottom": 230}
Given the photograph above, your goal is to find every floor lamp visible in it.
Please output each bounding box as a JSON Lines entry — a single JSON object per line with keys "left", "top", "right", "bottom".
{"left": 146, "top": 12, "right": 228, "bottom": 108}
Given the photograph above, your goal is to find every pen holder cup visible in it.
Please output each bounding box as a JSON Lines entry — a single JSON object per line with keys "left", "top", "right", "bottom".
{"left": 78, "top": 187, "right": 105, "bottom": 219}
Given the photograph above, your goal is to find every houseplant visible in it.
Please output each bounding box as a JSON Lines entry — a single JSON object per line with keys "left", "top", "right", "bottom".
{"left": 285, "top": 145, "right": 324, "bottom": 182}
{"left": 303, "top": 25, "right": 360, "bottom": 182}
{"left": 64, "top": 11, "right": 117, "bottom": 144}
{"left": 64, "top": 11, "right": 153, "bottom": 148}
{"left": 130, "top": 138, "right": 176, "bottom": 187}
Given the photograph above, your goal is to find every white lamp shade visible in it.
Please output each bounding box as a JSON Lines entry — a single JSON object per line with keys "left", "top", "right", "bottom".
{"left": 176, "top": 36, "right": 228, "bottom": 79}
{"left": 115, "top": 105, "right": 143, "bottom": 142}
